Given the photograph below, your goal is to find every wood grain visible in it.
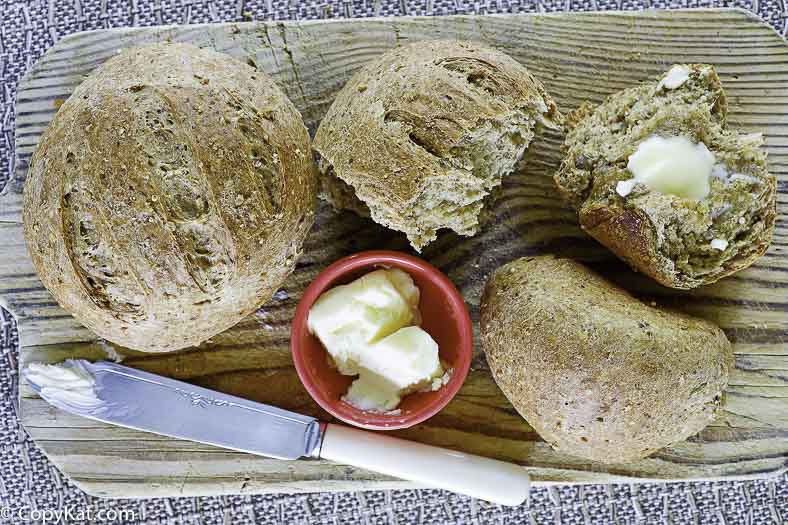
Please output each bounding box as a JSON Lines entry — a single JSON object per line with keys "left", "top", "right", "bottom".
{"left": 3, "top": 8, "right": 787, "bottom": 498}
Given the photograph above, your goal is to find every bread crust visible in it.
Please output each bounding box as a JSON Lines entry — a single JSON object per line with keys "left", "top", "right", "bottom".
{"left": 314, "top": 39, "right": 562, "bottom": 250}
{"left": 23, "top": 43, "right": 317, "bottom": 352}
{"left": 580, "top": 189, "right": 776, "bottom": 289}
{"left": 554, "top": 64, "right": 776, "bottom": 289}
{"left": 480, "top": 255, "right": 733, "bottom": 463}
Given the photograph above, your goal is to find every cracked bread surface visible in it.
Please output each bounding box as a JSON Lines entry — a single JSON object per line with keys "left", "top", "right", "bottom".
{"left": 554, "top": 64, "right": 776, "bottom": 289}
{"left": 481, "top": 255, "right": 732, "bottom": 464}
{"left": 23, "top": 43, "right": 317, "bottom": 352}
{"left": 313, "top": 39, "right": 562, "bottom": 251}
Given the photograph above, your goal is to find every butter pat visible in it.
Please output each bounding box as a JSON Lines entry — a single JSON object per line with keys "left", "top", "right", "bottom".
{"left": 307, "top": 268, "right": 420, "bottom": 375}
{"left": 307, "top": 269, "right": 445, "bottom": 412}
{"left": 710, "top": 238, "right": 729, "bottom": 251}
{"left": 626, "top": 136, "right": 715, "bottom": 200}
{"left": 343, "top": 327, "right": 442, "bottom": 411}
{"left": 657, "top": 65, "right": 691, "bottom": 91}
{"left": 615, "top": 179, "right": 637, "bottom": 197}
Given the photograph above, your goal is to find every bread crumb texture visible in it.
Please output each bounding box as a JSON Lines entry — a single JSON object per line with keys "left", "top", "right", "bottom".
{"left": 480, "top": 255, "right": 733, "bottom": 464}
{"left": 554, "top": 64, "right": 776, "bottom": 289}
{"left": 314, "top": 39, "right": 562, "bottom": 251}
{"left": 23, "top": 42, "right": 317, "bottom": 352}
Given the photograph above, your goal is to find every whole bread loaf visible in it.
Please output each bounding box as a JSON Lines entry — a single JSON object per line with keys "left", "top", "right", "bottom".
{"left": 23, "top": 43, "right": 316, "bottom": 352}
{"left": 481, "top": 255, "right": 732, "bottom": 463}
{"left": 314, "top": 40, "right": 562, "bottom": 251}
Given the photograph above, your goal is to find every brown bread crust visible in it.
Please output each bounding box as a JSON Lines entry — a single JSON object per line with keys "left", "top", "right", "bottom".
{"left": 314, "top": 39, "right": 562, "bottom": 251}
{"left": 23, "top": 43, "right": 317, "bottom": 352}
{"left": 481, "top": 255, "right": 732, "bottom": 463}
{"left": 554, "top": 64, "right": 775, "bottom": 289}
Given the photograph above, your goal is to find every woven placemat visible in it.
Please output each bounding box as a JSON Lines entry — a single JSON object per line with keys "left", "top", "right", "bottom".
{"left": 1, "top": 1, "right": 787, "bottom": 523}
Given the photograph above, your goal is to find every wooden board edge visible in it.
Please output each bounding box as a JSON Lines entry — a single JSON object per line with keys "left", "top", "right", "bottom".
{"left": 12, "top": 7, "right": 773, "bottom": 47}
{"left": 75, "top": 478, "right": 421, "bottom": 500}
{"left": 63, "top": 465, "right": 788, "bottom": 499}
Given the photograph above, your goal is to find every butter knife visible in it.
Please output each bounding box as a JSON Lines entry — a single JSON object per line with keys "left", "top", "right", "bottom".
{"left": 23, "top": 360, "right": 529, "bottom": 506}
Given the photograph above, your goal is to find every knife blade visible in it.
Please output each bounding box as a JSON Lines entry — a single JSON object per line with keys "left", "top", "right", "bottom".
{"left": 23, "top": 359, "right": 530, "bottom": 506}
{"left": 24, "top": 360, "right": 322, "bottom": 460}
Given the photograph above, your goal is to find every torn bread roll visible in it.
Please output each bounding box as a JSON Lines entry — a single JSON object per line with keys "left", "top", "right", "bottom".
{"left": 554, "top": 64, "right": 776, "bottom": 289}
{"left": 314, "top": 39, "right": 562, "bottom": 251}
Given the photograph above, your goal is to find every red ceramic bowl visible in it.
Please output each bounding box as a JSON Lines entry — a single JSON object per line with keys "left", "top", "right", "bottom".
{"left": 291, "top": 251, "right": 472, "bottom": 430}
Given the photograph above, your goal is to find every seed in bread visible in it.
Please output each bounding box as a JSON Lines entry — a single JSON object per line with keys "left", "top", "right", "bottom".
{"left": 480, "top": 255, "right": 732, "bottom": 464}
{"left": 313, "top": 40, "right": 563, "bottom": 251}
{"left": 23, "top": 43, "right": 317, "bottom": 352}
{"left": 554, "top": 64, "right": 776, "bottom": 289}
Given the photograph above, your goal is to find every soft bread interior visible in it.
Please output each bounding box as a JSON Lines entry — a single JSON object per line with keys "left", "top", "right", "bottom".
{"left": 319, "top": 107, "right": 542, "bottom": 250}
{"left": 555, "top": 64, "right": 775, "bottom": 285}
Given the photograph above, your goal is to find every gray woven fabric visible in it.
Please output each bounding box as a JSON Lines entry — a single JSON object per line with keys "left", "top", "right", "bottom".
{"left": 1, "top": 1, "right": 787, "bottom": 523}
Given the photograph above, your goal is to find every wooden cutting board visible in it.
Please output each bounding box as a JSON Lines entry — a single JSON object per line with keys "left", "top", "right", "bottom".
{"left": 2, "top": 8, "right": 786, "bottom": 498}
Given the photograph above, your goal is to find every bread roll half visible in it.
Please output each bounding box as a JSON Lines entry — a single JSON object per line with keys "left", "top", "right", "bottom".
{"left": 314, "top": 40, "right": 562, "bottom": 251}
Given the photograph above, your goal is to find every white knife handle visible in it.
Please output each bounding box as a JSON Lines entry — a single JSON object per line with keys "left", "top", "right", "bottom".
{"left": 318, "top": 423, "right": 529, "bottom": 506}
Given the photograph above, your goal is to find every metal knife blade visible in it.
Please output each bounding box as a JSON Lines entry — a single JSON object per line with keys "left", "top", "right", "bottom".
{"left": 23, "top": 360, "right": 323, "bottom": 460}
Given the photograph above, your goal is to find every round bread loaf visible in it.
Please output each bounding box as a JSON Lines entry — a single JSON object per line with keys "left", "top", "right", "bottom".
{"left": 480, "top": 255, "right": 732, "bottom": 463}
{"left": 313, "top": 40, "right": 562, "bottom": 251}
{"left": 554, "top": 64, "right": 776, "bottom": 289}
{"left": 23, "top": 43, "right": 316, "bottom": 352}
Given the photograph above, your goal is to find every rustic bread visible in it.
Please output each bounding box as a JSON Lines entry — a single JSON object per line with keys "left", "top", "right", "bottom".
{"left": 23, "top": 43, "right": 317, "bottom": 352}
{"left": 480, "top": 255, "right": 732, "bottom": 463}
{"left": 554, "top": 64, "right": 776, "bottom": 289}
{"left": 313, "top": 40, "right": 562, "bottom": 251}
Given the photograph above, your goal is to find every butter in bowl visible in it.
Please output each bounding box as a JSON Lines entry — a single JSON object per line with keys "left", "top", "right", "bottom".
{"left": 291, "top": 251, "right": 472, "bottom": 430}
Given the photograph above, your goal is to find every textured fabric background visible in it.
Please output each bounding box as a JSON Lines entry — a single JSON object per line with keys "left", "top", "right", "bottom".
{"left": 1, "top": 1, "right": 787, "bottom": 523}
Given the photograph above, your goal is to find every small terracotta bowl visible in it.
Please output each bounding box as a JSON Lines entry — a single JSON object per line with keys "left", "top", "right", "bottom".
{"left": 291, "top": 250, "right": 472, "bottom": 430}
